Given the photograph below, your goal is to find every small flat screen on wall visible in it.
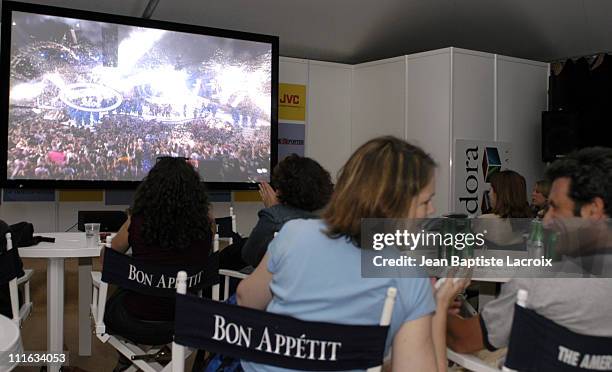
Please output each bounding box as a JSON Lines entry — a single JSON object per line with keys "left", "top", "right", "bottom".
{"left": 0, "top": 1, "right": 278, "bottom": 190}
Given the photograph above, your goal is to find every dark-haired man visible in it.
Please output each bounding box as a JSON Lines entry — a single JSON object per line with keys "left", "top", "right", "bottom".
{"left": 241, "top": 154, "right": 334, "bottom": 267}
{"left": 447, "top": 147, "right": 612, "bottom": 353}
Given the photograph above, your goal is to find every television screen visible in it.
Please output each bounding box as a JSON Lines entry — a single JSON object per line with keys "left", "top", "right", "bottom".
{"left": 1, "top": 2, "right": 278, "bottom": 189}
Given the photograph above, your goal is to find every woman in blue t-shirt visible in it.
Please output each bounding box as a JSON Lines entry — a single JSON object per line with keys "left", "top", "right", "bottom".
{"left": 237, "top": 136, "right": 466, "bottom": 372}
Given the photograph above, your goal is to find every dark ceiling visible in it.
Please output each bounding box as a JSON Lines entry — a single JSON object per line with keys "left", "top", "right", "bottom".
{"left": 5, "top": 0, "right": 612, "bottom": 64}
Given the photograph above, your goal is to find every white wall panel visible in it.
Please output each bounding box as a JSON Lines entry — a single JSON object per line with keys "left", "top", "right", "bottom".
{"left": 0, "top": 201, "right": 56, "bottom": 233}
{"left": 496, "top": 56, "right": 548, "bottom": 195}
{"left": 452, "top": 49, "right": 495, "bottom": 142}
{"left": 351, "top": 57, "right": 406, "bottom": 150}
{"left": 406, "top": 51, "right": 452, "bottom": 215}
{"left": 279, "top": 57, "right": 309, "bottom": 84}
{"left": 307, "top": 62, "right": 352, "bottom": 180}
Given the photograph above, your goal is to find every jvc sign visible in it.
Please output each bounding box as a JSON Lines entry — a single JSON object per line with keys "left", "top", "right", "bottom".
{"left": 280, "top": 94, "right": 300, "bottom": 105}
{"left": 454, "top": 140, "right": 511, "bottom": 216}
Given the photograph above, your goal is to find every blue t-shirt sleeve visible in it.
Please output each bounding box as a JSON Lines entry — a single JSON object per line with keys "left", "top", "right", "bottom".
{"left": 267, "top": 237, "right": 280, "bottom": 274}
{"left": 266, "top": 222, "right": 292, "bottom": 274}
{"left": 397, "top": 278, "right": 436, "bottom": 322}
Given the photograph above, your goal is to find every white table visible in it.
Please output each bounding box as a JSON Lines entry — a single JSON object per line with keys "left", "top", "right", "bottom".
{"left": 18, "top": 232, "right": 101, "bottom": 372}
{"left": 0, "top": 314, "right": 23, "bottom": 372}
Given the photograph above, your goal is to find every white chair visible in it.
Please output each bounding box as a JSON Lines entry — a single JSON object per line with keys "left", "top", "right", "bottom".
{"left": 5, "top": 233, "right": 34, "bottom": 326}
{"left": 213, "top": 232, "right": 250, "bottom": 301}
{"left": 215, "top": 206, "right": 237, "bottom": 245}
{"left": 219, "top": 269, "right": 249, "bottom": 301}
{"left": 447, "top": 349, "right": 502, "bottom": 372}
{"left": 171, "top": 277, "right": 397, "bottom": 372}
{"left": 216, "top": 231, "right": 278, "bottom": 301}
{"left": 91, "top": 247, "right": 221, "bottom": 372}
{"left": 230, "top": 206, "right": 237, "bottom": 233}
{"left": 0, "top": 314, "right": 23, "bottom": 371}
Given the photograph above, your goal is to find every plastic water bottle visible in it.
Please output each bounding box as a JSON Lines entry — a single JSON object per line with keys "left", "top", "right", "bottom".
{"left": 461, "top": 217, "right": 474, "bottom": 259}
{"left": 527, "top": 219, "right": 544, "bottom": 258}
{"left": 441, "top": 217, "right": 456, "bottom": 260}
{"left": 545, "top": 229, "right": 560, "bottom": 261}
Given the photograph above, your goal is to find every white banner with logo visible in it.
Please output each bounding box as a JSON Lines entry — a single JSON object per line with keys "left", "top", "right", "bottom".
{"left": 454, "top": 139, "right": 512, "bottom": 216}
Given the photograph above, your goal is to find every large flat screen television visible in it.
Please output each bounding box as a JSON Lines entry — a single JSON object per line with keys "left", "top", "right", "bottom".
{"left": 1, "top": 1, "right": 278, "bottom": 190}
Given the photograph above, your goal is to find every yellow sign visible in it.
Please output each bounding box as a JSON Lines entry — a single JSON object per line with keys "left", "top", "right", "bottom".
{"left": 233, "top": 191, "right": 262, "bottom": 202}
{"left": 279, "top": 83, "right": 306, "bottom": 121}
{"left": 58, "top": 190, "right": 104, "bottom": 202}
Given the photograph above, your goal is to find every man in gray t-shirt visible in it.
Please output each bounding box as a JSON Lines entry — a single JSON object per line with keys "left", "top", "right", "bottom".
{"left": 447, "top": 147, "right": 612, "bottom": 353}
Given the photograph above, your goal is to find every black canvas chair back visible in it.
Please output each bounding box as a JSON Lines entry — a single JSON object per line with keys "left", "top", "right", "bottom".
{"left": 78, "top": 210, "right": 127, "bottom": 232}
{"left": 101, "top": 248, "right": 220, "bottom": 297}
{"left": 173, "top": 286, "right": 396, "bottom": 371}
{"left": 215, "top": 216, "right": 234, "bottom": 238}
{"left": 91, "top": 249, "right": 220, "bottom": 371}
{"left": 0, "top": 234, "right": 24, "bottom": 286}
{"left": 505, "top": 304, "right": 612, "bottom": 372}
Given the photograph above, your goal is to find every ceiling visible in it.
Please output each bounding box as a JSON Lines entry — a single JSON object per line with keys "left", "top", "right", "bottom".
{"left": 4, "top": 0, "right": 612, "bottom": 64}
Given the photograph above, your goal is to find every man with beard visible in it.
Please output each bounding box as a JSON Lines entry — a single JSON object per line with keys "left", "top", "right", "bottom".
{"left": 447, "top": 147, "right": 612, "bottom": 355}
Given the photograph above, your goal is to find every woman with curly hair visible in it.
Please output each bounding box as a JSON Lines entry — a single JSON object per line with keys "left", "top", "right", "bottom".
{"left": 102, "top": 157, "right": 213, "bottom": 367}
{"left": 241, "top": 154, "right": 333, "bottom": 267}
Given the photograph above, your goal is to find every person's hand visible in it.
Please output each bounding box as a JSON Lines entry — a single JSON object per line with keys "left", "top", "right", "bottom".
{"left": 447, "top": 296, "right": 463, "bottom": 316}
{"left": 431, "top": 275, "right": 470, "bottom": 312}
{"left": 259, "top": 181, "right": 279, "bottom": 208}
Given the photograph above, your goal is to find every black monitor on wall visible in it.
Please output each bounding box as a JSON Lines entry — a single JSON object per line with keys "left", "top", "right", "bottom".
{"left": 77, "top": 210, "right": 127, "bottom": 232}
{"left": 0, "top": 1, "right": 278, "bottom": 190}
{"left": 542, "top": 111, "right": 612, "bottom": 162}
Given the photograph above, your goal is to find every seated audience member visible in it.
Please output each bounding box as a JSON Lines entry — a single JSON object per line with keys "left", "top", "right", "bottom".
{"left": 240, "top": 154, "right": 333, "bottom": 267}
{"left": 447, "top": 147, "right": 612, "bottom": 354}
{"left": 237, "top": 136, "right": 466, "bottom": 372}
{"left": 531, "top": 179, "right": 551, "bottom": 218}
{"left": 103, "top": 157, "right": 213, "bottom": 370}
{"left": 475, "top": 170, "right": 533, "bottom": 247}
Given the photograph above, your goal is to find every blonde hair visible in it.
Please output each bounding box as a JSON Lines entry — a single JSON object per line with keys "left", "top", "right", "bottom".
{"left": 535, "top": 179, "right": 551, "bottom": 198}
{"left": 323, "top": 136, "right": 435, "bottom": 246}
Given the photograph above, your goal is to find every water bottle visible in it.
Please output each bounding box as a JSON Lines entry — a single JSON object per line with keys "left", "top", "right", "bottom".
{"left": 527, "top": 218, "right": 544, "bottom": 258}
{"left": 545, "top": 229, "right": 560, "bottom": 261}
{"left": 441, "top": 217, "right": 457, "bottom": 260}
{"left": 460, "top": 217, "right": 474, "bottom": 259}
